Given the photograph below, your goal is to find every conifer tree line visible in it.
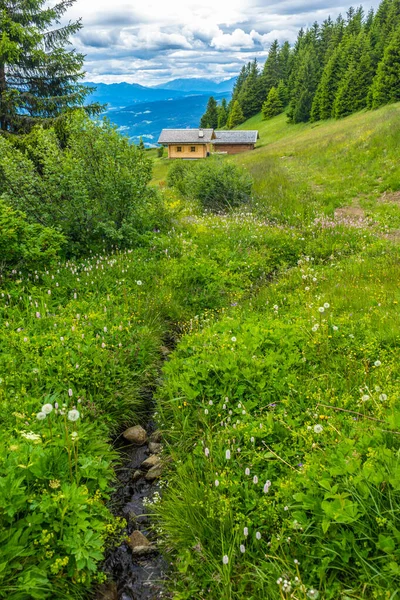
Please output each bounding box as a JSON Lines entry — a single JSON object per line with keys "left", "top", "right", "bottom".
{"left": 200, "top": 0, "right": 400, "bottom": 128}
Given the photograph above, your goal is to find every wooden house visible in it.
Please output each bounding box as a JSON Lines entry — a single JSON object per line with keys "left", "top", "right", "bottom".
{"left": 213, "top": 130, "right": 258, "bottom": 154}
{"left": 158, "top": 128, "right": 259, "bottom": 158}
{"left": 158, "top": 129, "right": 215, "bottom": 159}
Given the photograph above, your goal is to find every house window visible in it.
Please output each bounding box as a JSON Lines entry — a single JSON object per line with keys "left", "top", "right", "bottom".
{"left": 176, "top": 146, "right": 182, "bottom": 152}
{"left": 190, "top": 146, "right": 196, "bottom": 152}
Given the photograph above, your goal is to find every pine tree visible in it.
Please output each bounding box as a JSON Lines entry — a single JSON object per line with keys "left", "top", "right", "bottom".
{"left": 277, "top": 80, "right": 289, "bottom": 107}
{"left": 371, "top": 27, "right": 400, "bottom": 108}
{"left": 334, "top": 33, "right": 374, "bottom": 117}
{"left": 217, "top": 98, "right": 228, "bottom": 128}
{"left": 287, "top": 47, "right": 320, "bottom": 123}
{"left": 0, "top": 0, "right": 99, "bottom": 133}
{"left": 261, "top": 40, "right": 281, "bottom": 98}
{"left": 237, "top": 59, "right": 263, "bottom": 118}
{"left": 227, "top": 100, "right": 245, "bottom": 128}
{"left": 262, "top": 87, "right": 283, "bottom": 119}
{"left": 199, "top": 96, "right": 218, "bottom": 128}
{"left": 138, "top": 137, "right": 145, "bottom": 150}
{"left": 278, "top": 41, "right": 291, "bottom": 84}
{"left": 311, "top": 42, "right": 347, "bottom": 120}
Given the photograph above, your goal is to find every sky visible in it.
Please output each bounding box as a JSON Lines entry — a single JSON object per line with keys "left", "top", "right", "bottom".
{"left": 66, "top": 0, "right": 382, "bottom": 86}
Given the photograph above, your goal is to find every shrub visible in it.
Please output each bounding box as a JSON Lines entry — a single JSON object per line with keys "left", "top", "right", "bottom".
{"left": 0, "top": 201, "right": 64, "bottom": 277}
{"left": 0, "top": 112, "right": 169, "bottom": 255}
{"left": 167, "top": 159, "right": 253, "bottom": 211}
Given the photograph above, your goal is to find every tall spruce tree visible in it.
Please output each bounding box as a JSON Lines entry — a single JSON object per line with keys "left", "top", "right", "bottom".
{"left": 237, "top": 59, "right": 263, "bottom": 118}
{"left": 334, "top": 32, "right": 374, "bottom": 117}
{"left": 227, "top": 100, "right": 245, "bottom": 128}
{"left": 370, "top": 27, "right": 400, "bottom": 107}
{"left": 0, "top": 0, "right": 99, "bottom": 133}
{"left": 287, "top": 46, "right": 320, "bottom": 123}
{"left": 217, "top": 98, "right": 228, "bottom": 128}
{"left": 277, "top": 79, "right": 289, "bottom": 106}
{"left": 278, "top": 41, "right": 291, "bottom": 84}
{"left": 311, "top": 42, "right": 347, "bottom": 121}
{"left": 261, "top": 40, "right": 281, "bottom": 98}
{"left": 200, "top": 96, "right": 218, "bottom": 128}
{"left": 262, "top": 86, "right": 283, "bottom": 119}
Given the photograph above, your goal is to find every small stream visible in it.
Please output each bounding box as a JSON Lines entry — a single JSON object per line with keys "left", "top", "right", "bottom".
{"left": 95, "top": 422, "right": 170, "bottom": 600}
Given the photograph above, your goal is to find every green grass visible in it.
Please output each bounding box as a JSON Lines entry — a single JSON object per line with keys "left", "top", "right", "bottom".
{"left": 2, "top": 105, "right": 400, "bottom": 599}
{"left": 150, "top": 106, "right": 400, "bottom": 600}
{"left": 233, "top": 105, "right": 400, "bottom": 227}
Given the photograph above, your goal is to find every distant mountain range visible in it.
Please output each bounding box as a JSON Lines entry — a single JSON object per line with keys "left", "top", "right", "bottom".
{"left": 84, "top": 78, "right": 235, "bottom": 108}
{"left": 106, "top": 92, "right": 231, "bottom": 146}
{"left": 83, "top": 78, "right": 235, "bottom": 146}
{"left": 152, "top": 78, "right": 236, "bottom": 93}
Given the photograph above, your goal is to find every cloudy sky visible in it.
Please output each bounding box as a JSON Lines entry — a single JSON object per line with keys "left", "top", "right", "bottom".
{"left": 67, "top": 0, "right": 381, "bottom": 86}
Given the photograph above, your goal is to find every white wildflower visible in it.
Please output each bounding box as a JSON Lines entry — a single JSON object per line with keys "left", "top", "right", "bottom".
{"left": 68, "top": 409, "right": 80, "bottom": 422}
{"left": 41, "top": 404, "right": 53, "bottom": 415}
{"left": 313, "top": 424, "right": 323, "bottom": 434}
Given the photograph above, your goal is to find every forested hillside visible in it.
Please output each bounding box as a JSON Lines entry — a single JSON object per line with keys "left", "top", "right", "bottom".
{"left": 200, "top": 0, "right": 400, "bottom": 128}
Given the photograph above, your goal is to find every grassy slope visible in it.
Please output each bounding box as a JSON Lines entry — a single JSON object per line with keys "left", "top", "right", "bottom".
{"left": 153, "top": 108, "right": 400, "bottom": 600}
{"left": 234, "top": 105, "right": 400, "bottom": 227}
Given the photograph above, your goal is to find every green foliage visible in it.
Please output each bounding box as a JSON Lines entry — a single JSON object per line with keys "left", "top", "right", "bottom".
{"left": 156, "top": 245, "right": 400, "bottom": 599}
{"left": 0, "top": 201, "right": 64, "bottom": 277}
{"left": 0, "top": 0, "right": 99, "bottom": 134}
{"left": 262, "top": 87, "right": 283, "bottom": 120}
{"left": 167, "top": 159, "right": 253, "bottom": 211}
{"left": 217, "top": 98, "right": 228, "bottom": 128}
{"left": 237, "top": 60, "right": 264, "bottom": 118}
{"left": 157, "top": 145, "right": 164, "bottom": 158}
{"left": 261, "top": 40, "right": 281, "bottom": 98}
{"left": 200, "top": 96, "right": 219, "bottom": 129}
{"left": 334, "top": 33, "right": 375, "bottom": 117}
{"left": 227, "top": 100, "right": 245, "bottom": 128}
{"left": 277, "top": 80, "right": 289, "bottom": 107}
{"left": 287, "top": 47, "right": 320, "bottom": 123}
{"left": 371, "top": 27, "right": 400, "bottom": 108}
{"left": 0, "top": 112, "right": 168, "bottom": 255}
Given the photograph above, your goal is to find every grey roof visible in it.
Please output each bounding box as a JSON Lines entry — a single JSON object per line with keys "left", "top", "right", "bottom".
{"left": 158, "top": 128, "right": 214, "bottom": 144}
{"left": 214, "top": 130, "right": 258, "bottom": 144}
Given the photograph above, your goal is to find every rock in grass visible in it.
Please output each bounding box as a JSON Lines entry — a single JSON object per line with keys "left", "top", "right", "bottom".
{"left": 145, "top": 463, "right": 163, "bottom": 481}
{"left": 128, "top": 530, "right": 153, "bottom": 555}
{"left": 141, "top": 455, "right": 160, "bottom": 470}
{"left": 149, "top": 430, "right": 162, "bottom": 443}
{"left": 123, "top": 425, "right": 147, "bottom": 445}
{"left": 148, "top": 442, "right": 163, "bottom": 454}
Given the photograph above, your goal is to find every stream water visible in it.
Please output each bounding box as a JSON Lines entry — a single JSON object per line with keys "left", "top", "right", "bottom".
{"left": 95, "top": 423, "right": 170, "bottom": 600}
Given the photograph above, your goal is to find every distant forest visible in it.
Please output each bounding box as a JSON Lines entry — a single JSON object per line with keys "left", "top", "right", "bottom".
{"left": 200, "top": 0, "right": 400, "bottom": 128}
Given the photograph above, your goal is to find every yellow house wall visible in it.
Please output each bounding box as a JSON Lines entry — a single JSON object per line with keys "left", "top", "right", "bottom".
{"left": 167, "top": 144, "right": 207, "bottom": 159}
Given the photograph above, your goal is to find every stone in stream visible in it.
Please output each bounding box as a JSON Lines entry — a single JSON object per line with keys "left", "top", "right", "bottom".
{"left": 127, "top": 530, "right": 154, "bottom": 555}
{"left": 148, "top": 442, "right": 163, "bottom": 454}
{"left": 122, "top": 425, "right": 147, "bottom": 445}
{"left": 149, "top": 430, "right": 162, "bottom": 443}
{"left": 132, "top": 470, "right": 142, "bottom": 482}
{"left": 145, "top": 463, "right": 163, "bottom": 481}
{"left": 141, "top": 455, "right": 160, "bottom": 470}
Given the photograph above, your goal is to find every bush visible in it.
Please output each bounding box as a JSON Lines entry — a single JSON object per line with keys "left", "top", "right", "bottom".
{"left": 0, "top": 201, "right": 64, "bottom": 277}
{"left": 0, "top": 112, "right": 169, "bottom": 255}
{"left": 167, "top": 159, "right": 253, "bottom": 211}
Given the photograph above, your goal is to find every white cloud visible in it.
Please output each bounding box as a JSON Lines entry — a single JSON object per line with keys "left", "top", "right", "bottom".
{"left": 63, "top": 0, "right": 383, "bottom": 84}
{"left": 211, "top": 28, "right": 255, "bottom": 50}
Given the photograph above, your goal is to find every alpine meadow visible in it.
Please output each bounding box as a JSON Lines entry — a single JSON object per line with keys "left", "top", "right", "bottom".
{"left": 1, "top": 0, "right": 400, "bottom": 600}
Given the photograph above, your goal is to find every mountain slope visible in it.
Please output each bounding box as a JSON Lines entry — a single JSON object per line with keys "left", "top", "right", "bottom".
{"left": 109, "top": 92, "right": 231, "bottom": 145}
{"left": 83, "top": 82, "right": 188, "bottom": 109}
